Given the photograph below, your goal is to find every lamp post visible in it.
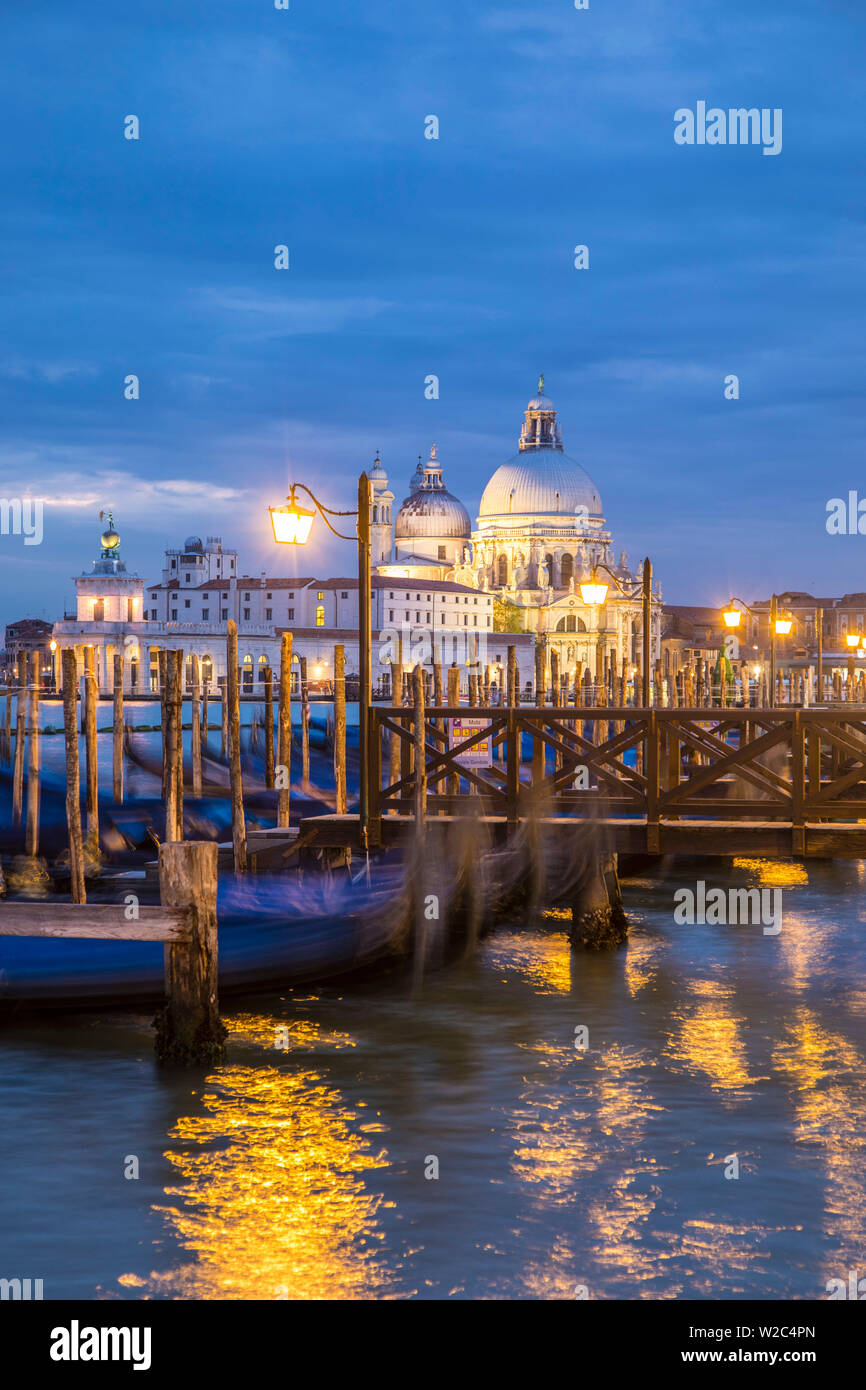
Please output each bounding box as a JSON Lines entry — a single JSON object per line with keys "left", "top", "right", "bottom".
{"left": 723, "top": 596, "right": 791, "bottom": 708}
{"left": 270, "top": 473, "right": 373, "bottom": 846}
{"left": 580, "top": 556, "right": 653, "bottom": 705}
{"left": 49, "top": 638, "right": 57, "bottom": 693}
{"left": 845, "top": 630, "right": 862, "bottom": 698}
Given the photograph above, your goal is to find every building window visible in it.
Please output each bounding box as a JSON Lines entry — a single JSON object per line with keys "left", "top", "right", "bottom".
{"left": 438, "top": 546, "right": 446, "bottom": 560}
{"left": 316, "top": 604, "right": 325, "bottom": 627}
{"left": 288, "top": 592, "right": 294, "bottom": 599}
{"left": 171, "top": 609, "right": 177, "bottom": 620}
{"left": 202, "top": 609, "right": 209, "bottom": 620}
{"left": 184, "top": 599, "right": 191, "bottom": 608}
{"left": 243, "top": 608, "right": 250, "bottom": 620}
{"left": 341, "top": 590, "right": 348, "bottom": 599}
{"left": 221, "top": 608, "right": 228, "bottom": 620}
{"left": 317, "top": 591, "right": 323, "bottom": 601}
{"left": 266, "top": 592, "right": 272, "bottom": 600}
{"left": 265, "top": 608, "right": 272, "bottom": 620}
{"left": 171, "top": 559, "right": 176, "bottom": 569}
{"left": 389, "top": 610, "right": 394, "bottom": 621}
{"left": 287, "top": 608, "right": 294, "bottom": 620}
{"left": 151, "top": 593, "right": 157, "bottom": 600}
{"left": 185, "top": 573, "right": 191, "bottom": 582}
{"left": 222, "top": 593, "right": 227, "bottom": 599}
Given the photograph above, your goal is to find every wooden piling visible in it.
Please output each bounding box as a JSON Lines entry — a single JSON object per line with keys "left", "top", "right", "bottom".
{"left": 447, "top": 662, "right": 460, "bottom": 799}
{"left": 158, "top": 649, "right": 167, "bottom": 795}
{"left": 507, "top": 645, "right": 518, "bottom": 707}
{"left": 389, "top": 660, "right": 404, "bottom": 808}
{"left": 61, "top": 649, "right": 85, "bottom": 903}
{"left": 25, "top": 652, "right": 40, "bottom": 858}
{"left": 154, "top": 840, "right": 226, "bottom": 1066}
{"left": 226, "top": 622, "right": 246, "bottom": 872}
{"left": 413, "top": 664, "right": 426, "bottom": 832}
{"left": 12, "top": 659, "right": 26, "bottom": 824}
{"left": 190, "top": 653, "right": 202, "bottom": 798}
{"left": 164, "top": 650, "right": 182, "bottom": 843}
{"left": 201, "top": 671, "right": 209, "bottom": 747}
{"left": 84, "top": 646, "right": 99, "bottom": 857}
{"left": 334, "top": 645, "right": 347, "bottom": 815}
{"left": 220, "top": 675, "right": 228, "bottom": 757}
{"left": 299, "top": 656, "right": 310, "bottom": 789}
{"left": 277, "top": 632, "right": 292, "bottom": 828}
{"left": 113, "top": 653, "right": 124, "bottom": 804}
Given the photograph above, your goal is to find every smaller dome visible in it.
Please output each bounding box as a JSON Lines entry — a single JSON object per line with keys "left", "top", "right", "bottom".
{"left": 527, "top": 394, "right": 555, "bottom": 411}
{"left": 101, "top": 528, "right": 120, "bottom": 551}
{"left": 395, "top": 490, "right": 471, "bottom": 540}
{"left": 184, "top": 535, "right": 203, "bottom": 552}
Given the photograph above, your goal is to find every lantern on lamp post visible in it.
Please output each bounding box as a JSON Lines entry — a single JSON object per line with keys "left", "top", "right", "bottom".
{"left": 269, "top": 474, "right": 373, "bottom": 845}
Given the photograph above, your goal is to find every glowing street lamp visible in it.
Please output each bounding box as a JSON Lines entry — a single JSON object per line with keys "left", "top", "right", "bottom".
{"left": 270, "top": 473, "right": 374, "bottom": 845}
{"left": 581, "top": 557, "right": 653, "bottom": 705}
{"left": 722, "top": 602, "right": 743, "bottom": 629}
{"left": 774, "top": 614, "right": 793, "bottom": 637}
{"left": 269, "top": 494, "right": 316, "bottom": 545}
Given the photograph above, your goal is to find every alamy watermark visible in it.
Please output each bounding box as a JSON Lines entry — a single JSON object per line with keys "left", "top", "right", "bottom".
{"left": 674, "top": 103, "right": 782, "bottom": 157}
{"left": 673, "top": 880, "right": 782, "bottom": 935}
{"left": 0, "top": 497, "right": 43, "bottom": 545}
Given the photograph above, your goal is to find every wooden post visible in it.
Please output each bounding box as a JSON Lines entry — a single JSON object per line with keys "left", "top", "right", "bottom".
{"left": 413, "top": 664, "right": 426, "bottom": 832}
{"left": 4, "top": 678, "right": 11, "bottom": 750}
{"left": 447, "top": 662, "right": 460, "bottom": 800}
{"left": 158, "top": 649, "right": 168, "bottom": 794}
{"left": 334, "top": 645, "right": 347, "bottom": 815}
{"left": 201, "top": 671, "right": 209, "bottom": 747}
{"left": 388, "top": 660, "right": 403, "bottom": 808}
{"left": 226, "top": 621, "right": 247, "bottom": 873}
{"left": 61, "top": 650, "right": 85, "bottom": 903}
{"left": 190, "top": 653, "right": 202, "bottom": 798}
{"left": 277, "top": 632, "right": 292, "bottom": 828}
{"left": 112, "top": 653, "right": 124, "bottom": 804}
{"left": 154, "top": 841, "right": 225, "bottom": 1066}
{"left": 300, "top": 656, "right": 310, "bottom": 789}
{"left": 261, "top": 665, "right": 274, "bottom": 791}
{"left": 84, "top": 646, "right": 99, "bottom": 857}
{"left": 164, "top": 650, "right": 182, "bottom": 843}
{"left": 507, "top": 645, "right": 517, "bottom": 707}
{"left": 816, "top": 608, "right": 823, "bottom": 704}
{"left": 25, "top": 652, "right": 40, "bottom": 858}
{"left": 220, "top": 674, "right": 228, "bottom": 757}
{"left": 12, "top": 659, "right": 26, "bottom": 824}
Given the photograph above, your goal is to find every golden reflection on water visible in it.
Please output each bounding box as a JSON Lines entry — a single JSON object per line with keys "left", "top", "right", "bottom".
{"left": 666, "top": 993, "right": 765, "bottom": 1094}
{"left": 119, "top": 1015, "right": 393, "bottom": 1301}
{"left": 732, "top": 857, "right": 808, "bottom": 888}
{"left": 773, "top": 1006, "right": 866, "bottom": 1283}
{"left": 485, "top": 931, "right": 574, "bottom": 995}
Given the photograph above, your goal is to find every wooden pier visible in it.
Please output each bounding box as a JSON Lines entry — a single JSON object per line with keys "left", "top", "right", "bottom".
{"left": 293, "top": 705, "right": 866, "bottom": 860}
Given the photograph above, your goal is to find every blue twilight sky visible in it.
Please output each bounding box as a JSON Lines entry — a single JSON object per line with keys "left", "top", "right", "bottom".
{"left": 1, "top": 0, "right": 865, "bottom": 625}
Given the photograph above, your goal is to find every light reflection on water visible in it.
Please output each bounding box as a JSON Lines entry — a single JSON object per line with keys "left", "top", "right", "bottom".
{"left": 1, "top": 858, "right": 865, "bottom": 1299}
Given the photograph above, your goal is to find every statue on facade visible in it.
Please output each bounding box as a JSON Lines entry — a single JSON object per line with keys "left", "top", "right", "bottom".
{"left": 538, "top": 559, "right": 549, "bottom": 589}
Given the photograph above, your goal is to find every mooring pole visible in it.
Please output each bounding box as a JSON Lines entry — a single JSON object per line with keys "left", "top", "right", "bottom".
{"left": 113, "top": 653, "right": 124, "bottom": 804}
{"left": 263, "top": 665, "right": 275, "bottom": 790}
{"left": 154, "top": 840, "right": 225, "bottom": 1066}
{"left": 190, "top": 653, "right": 202, "bottom": 799}
{"left": 61, "top": 649, "right": 86, "bottom": 903}
{"left": 12, "top": 659, "right": 26, "bottom": 824}
{"left": 84, "top": 645, "right": 99, "bottom": 858}
{"left": 226, "top": 620, "right": 247, "bottom": 873}
{"left": 277, "top": 631, "right": 292, "bottom": 828}
{"left": 25, "top": 652, "right": 40, "bottom": 858}
{"left": 334, "top": 644, "right": 347, "bottom": 815}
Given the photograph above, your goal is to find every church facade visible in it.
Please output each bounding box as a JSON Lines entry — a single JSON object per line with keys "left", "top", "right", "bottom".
{"left": 372, "top": 378, "right": 662, "bottom": 683}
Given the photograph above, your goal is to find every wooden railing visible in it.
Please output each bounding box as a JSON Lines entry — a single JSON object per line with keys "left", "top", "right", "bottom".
{"left": 368, "top": 706, "right": 866, "bottom": 852}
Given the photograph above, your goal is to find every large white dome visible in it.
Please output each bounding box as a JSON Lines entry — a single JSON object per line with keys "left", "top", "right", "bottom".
{"left": 479, "top": 448, "right": 602, "bottom": 519}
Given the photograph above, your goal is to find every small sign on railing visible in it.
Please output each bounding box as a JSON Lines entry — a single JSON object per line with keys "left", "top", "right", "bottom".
{"left": 450, "top": 717, "right": 494, "bottom": 768}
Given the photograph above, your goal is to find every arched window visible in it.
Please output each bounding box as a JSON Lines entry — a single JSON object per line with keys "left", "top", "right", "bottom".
{"left": 315, "top": 604, "right": 325, "bottom": 627}
{"left": 560, "top": 553, "right": 573, "bottom": 586}
{"left": 577, "top": 617, "right": 587, "bottom": 633}
{"left": 556, "top": 616, "right": 577, "bottom": 633}
{"left": 201, "top": 655, "right": 213, "bottom": 688}
{"left": 93, "top": 599, "right": 105, "bottom": 621}
{"left": 258, "top": 655, "right": 270, "bottom": 684}
{"left": 497, "top": 554, "right": 508, "bottom": 587}
{"left": 242, "top": 655, "right": 253, "bottom": 693}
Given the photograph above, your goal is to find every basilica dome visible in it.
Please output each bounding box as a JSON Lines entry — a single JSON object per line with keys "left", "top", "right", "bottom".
{"left": 395, "top": 446, "right": 471, "bottom": 540}
{"left": 479, "top": 451, "right": 602, "bottom": 519}
{"left": 478, "top": 378, "right": 602, "bottom": 519}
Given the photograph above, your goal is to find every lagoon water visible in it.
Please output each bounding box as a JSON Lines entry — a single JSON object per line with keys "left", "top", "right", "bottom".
{"left": 2, "top": 854, "right": 864, "bottom": 1300}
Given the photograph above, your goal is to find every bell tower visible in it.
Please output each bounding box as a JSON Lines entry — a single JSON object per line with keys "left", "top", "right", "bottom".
{"left": 369, "top": 453, "right": 394, "bottom": 565}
